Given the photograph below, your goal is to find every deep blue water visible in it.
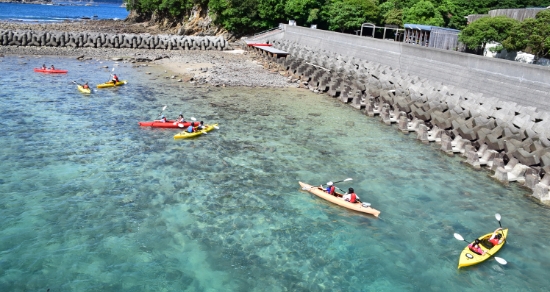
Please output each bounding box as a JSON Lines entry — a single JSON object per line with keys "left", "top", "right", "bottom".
{"left": 1, "top": 55, "right": 550, "bottom": 291}
{"left": 0, "top": 2, "right": 128, "bottom": 22}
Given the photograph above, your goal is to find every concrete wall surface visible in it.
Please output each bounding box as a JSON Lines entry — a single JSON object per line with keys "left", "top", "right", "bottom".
{"left": 280, "top": 25, "right": 550, "bottom": 111}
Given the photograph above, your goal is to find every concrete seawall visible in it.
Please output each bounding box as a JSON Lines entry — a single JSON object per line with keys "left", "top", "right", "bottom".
{"left": 0, "top": 30, "right": 229, "bottom": 50}
{"left": 273, "top": 25, "right": 550, "bottom": 111}
{"left": 250, "top": 25, "right": 550, "bottom": 204}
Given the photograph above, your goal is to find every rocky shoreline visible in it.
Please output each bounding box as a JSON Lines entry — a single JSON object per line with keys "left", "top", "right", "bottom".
{"left": 0, "top": 20, "right": 294, "bottom": 88}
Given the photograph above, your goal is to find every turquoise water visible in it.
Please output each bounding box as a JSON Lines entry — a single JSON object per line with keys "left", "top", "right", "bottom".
{"left": 0, "top": 3, "right": 128, "bottom": 22}
{"left": 1, "top": 55, "right": 550, "bottom": 291}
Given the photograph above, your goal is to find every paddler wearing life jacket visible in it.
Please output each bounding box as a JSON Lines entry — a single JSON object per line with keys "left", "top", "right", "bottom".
{"left": 160, "top": 115, "right": 167, "bottom": 123}
{"left": 343, "top": 188, "right": 360, "bottom": 203}
{"left": 187, "top": 124, "right": 196, "bottom": 133}
{"left": 196, "top": 121, "right": 205, "bottom": 130}
{"left": 488, "top": 228, "right": 504, "bottom": 246}
{"left": 111, "top": 74, "right": 120, "bottom": 84}
{"left": 82, "top": 82, "right": 90, "bottom": 89}
{"left": 177, "top": 114, "right": 185, "bottom": 123}
{"left": 324, "top": 182, "right": 336, "bottom": 196}
{"left": 468, "top": 239, "right": 485, "bottom": 255}
{"left": 50, "top": 64, "right": 55, "bottom": 70}
{"left": 41, "top": 64, "right": 47, "bottom": 70}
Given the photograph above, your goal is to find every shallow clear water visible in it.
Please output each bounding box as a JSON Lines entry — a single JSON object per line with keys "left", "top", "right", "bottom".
{"left": 0, "top": 3, "right": 128, "bottom": 22}
{"left": 1, "top": 55, "right": 549, "bottom": 291}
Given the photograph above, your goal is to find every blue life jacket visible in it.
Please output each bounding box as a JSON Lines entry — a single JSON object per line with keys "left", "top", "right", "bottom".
{"left": 187, "top": 126, "right": 194, "bottom": 133}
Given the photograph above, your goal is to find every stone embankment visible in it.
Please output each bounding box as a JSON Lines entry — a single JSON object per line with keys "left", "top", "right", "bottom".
{"left": 0, "top": 29, "right": 229, "bottom": 50}
{"left": 248, "top": 39, "right": 550, "bottom": 205}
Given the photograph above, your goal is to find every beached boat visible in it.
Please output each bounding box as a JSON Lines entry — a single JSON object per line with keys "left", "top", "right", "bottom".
{"left": 77, "top": 85, "right": 91, "bottom": 94}
{"left": 96, "top": 80, "right": 127, "bottom": 88}
{"left": 138, "top": 120, "right": 200, "bottom": 129}
{"left": 34, "top": 68, "right": 68, "bottom": 74}
{"left": 298, "top": 182, "right": 381, "bottom": 217}
{"left": 458, "top": 228, "right": 508, "bottom": 268}
{"left": 174, "top": 124, "right": 218, "bottom": 140}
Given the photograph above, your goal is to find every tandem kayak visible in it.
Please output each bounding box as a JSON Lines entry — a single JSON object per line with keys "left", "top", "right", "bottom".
{"left": 34, "top": 68, "right": 68, "bottom": 74}
{"left": 96, "top": 80, "right": 127, "bottom": 88}
{"left": 174, "top": 124, "right": 218, "bottom": 140}
{"left": 299, "top": 182, "right": 381, "bottom": 217}
{"left": 138, "top": 120, "right": 200, "bottom": 129}
{"left": 458, "top": 228, "right": 508, "bottom": 268}
{"left": 77, "top": 85, "right": 91, "bottom": 94}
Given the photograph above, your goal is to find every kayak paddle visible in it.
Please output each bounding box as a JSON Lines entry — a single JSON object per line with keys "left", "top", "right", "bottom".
{"left": 453, "top": 233, "right": 507, "bottom": 265}
{"left": 157, "top": 105, "right": 167, "bottom": 119}
{"left": 495, "top": 213, "right": 508, "bottom": 243}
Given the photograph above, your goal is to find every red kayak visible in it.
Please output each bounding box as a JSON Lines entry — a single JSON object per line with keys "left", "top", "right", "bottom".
{"left": 34, "top": 68, "right": 68, "bottom": 74}
{"left": 138, "top": 120, "right": 200, "bottom": 128}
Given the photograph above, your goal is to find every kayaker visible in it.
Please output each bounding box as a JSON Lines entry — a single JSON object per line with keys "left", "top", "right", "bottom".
{"left": 111, "top": 74, "right": 120, "bottom": 84}
{"left": 177, "top": 114, "right": 185, "bottom": 123}
{"left": 160, "top": 115, "right": 167, "bottom": 123}
{"left": 187, "top": 124, "right": 196, "bottom": 133}
{"left": 41, "top": 64, "right": 47, "bottom": 70}
{"left": 50, "top": 65, "right": 55, "bottom": 70}
{"left": 82, "top": 82, "right": 90, "bottom": 89}
{"left": 343, "top": 188, "right": 359, "bottom": 203}
{"left": 488, "top": 228, "right": 504, "bottom": 246}
{"left": 196, "top": 121, "right": 205, "bottom": 130}
{"left": 324, "top": 182, "right": 336, "bottom": 196}
{"left": 468, "top": 239, "right": 485, "bottom": 255}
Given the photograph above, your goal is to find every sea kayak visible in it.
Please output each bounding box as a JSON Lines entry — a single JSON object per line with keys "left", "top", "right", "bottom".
{"left": 34, "top": 68, "right": 68, "bottom": 74}
{"left": 458, "top": 228, "right": 508, "bottom": 268}
{"left": 174, "top": 124, "right": 218, "bottom": 140}
{"left": 96, "top": 80, "right": 127, "bottom": 88}
{"left": 77, "top": 85, "right": 91, "bottom": 94}
{"left": 138, "top": 120, "right": 200, "bottom": 129}
{"left": 298, "top": 182, "right": 381, "bottom": 217}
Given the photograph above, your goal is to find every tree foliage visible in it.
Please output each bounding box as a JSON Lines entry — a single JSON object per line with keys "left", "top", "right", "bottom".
{"left": 503, "top": 9, "right": 550, "bottom": 59}
{"left": 323, "top": 0, "right": 379, "bottom": 32}
{"left": 125, "top": 0, "right": 550, "bottom": 35}
{"left": 403, "top": 0, "right": 445, "bottom": 26}
{"left": 458, "top": 15, "right": 519, "bottom": 50}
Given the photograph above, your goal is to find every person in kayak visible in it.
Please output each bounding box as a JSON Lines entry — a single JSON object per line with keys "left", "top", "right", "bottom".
{"left": 196, "top": 121, "right": 205, "bottom": 130}
{"left": 187, "top": 124, "right": 196, "bottom": 133}
{"left": 50, "top": 65, "right": 55, "bottom": 70}
{"left": 488, "top": 228, "right": 504, "bottom": 246}
{"left": 324, "top": 182, "right": 336, "bottom": 196}
{"left": 468, "top": 239, "right": 485, "bottom": 255}
{"left": 41, "top": 64, "right": 47, "bottom": 70}
{"left": 111, "top": 74, "right": 120, "bottom": 84}
{"left": 343, "top": 188, "right": 359, "bottom": 203}
{"left": 82, "top": 82, "right": 90, "bottom": 89}
{"left": 160, "top": 115, "right": 167, "bottom": 123}
{"left": 177, "top": 114, "right": 185, "bottom": 123}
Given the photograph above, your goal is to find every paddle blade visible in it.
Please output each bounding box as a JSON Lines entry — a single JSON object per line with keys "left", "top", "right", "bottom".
{"left": 162, "top": 105, "right": 167, "bottom": 111}
{"left": 495, "top": 213, "right": 501, "bottom": 221}
{"left": 214, "top": 126, "right": 220, "bottom": 130}
{"left": 191, "top": 117, "right": 197, "bottom": 121}
{"left": 494, "top": 257, "right": 507, "bottom": 265}
{"left": 178, "top": 124, "right": 184, "bottom": 128}
{"left": 343, "top": 178, "right": 353, "bottom": 182}
{"left": 453, "top": 233, "right": 465, "bottom": 241}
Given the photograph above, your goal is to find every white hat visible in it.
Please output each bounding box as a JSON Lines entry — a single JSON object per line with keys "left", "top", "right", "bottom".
{"left": 327, "top": 182, "right": 333, "bottom": 186}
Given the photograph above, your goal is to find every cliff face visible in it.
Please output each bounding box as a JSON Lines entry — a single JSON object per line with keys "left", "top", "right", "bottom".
{"left": 125, "top": 5, "right": 236, "bottom": 41}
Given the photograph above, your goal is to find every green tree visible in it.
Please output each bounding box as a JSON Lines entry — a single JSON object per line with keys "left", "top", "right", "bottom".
{"left": 323, "top": 0, "right": 379, "bottom": 32}
{"left": 458, "top": 15, "right": 518, "bottom": 51}
{"left": 503, "top": 10, "right": 550, "bottom": 60}
{"left": 378, "top": 0, "right": 402, "bottom": 26}
{"left": 284, "top": 0, "right": 324, "bottom": 26}
{"left": 403, "top": 0, "right": 444, "bottom": 26}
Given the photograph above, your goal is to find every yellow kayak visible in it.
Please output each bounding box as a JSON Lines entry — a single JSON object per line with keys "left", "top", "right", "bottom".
{"left": 458, "top": 228, "right": 508, "bottom": 268}
{"left": 174, "top": 124, "right": 218, "bottom": 140}
{"left": 97, "top": 80, "right": 127, "bottom": 88}
{"left": 299, "top": 182, "right": 380, "bottom": 217}
{"left": 77, "top": 85, "right": 91, "bottom": 94}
